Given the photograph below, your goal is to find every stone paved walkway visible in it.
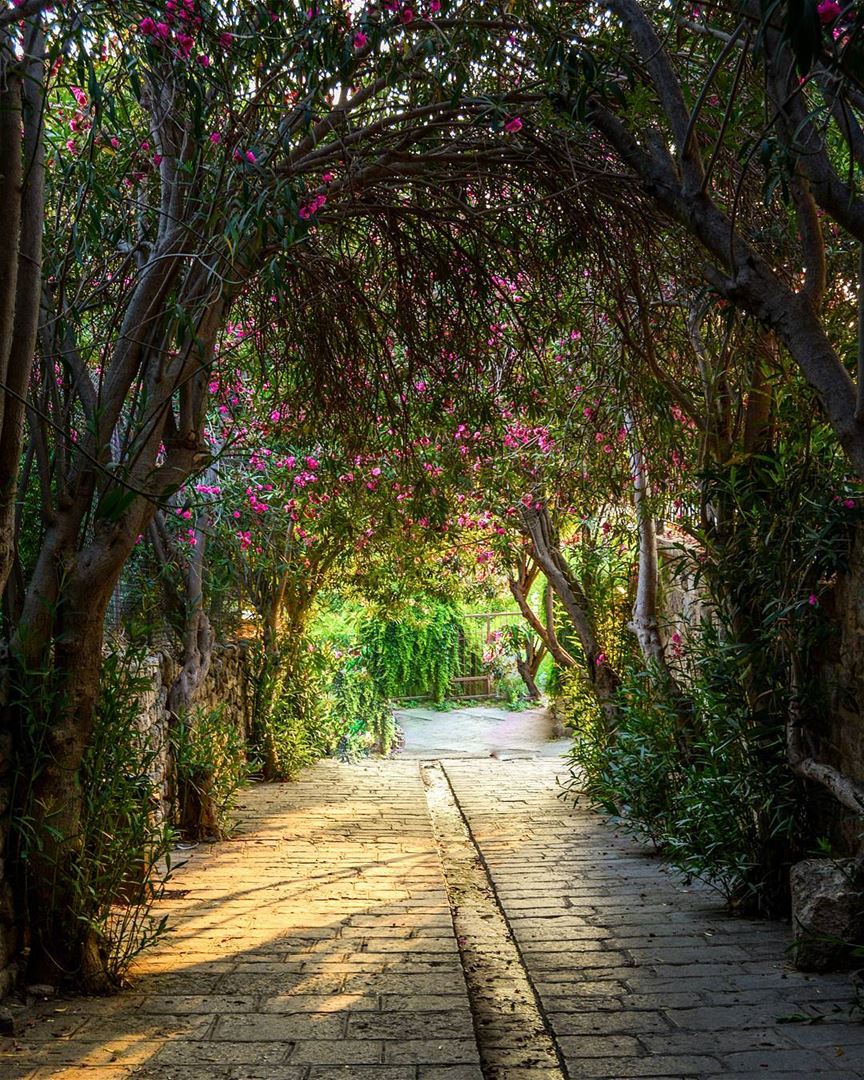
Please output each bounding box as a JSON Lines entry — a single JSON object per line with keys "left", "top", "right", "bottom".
{"left": 2, "top": 762, "right": 480, "bottom": 1080}
{"left": 446, "top": 759, "right": 864, "bottom": 1078}
{"left": 3, "top": 752, "right": 864, "bottom": 1079}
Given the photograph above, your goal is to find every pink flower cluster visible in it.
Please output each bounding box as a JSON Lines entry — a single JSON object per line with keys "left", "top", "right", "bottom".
{"left": 299, "top": 192, "right": 327, "bottom": 220}
{"left": 817, "top": 0, "right": 841, "bottom": 23}
{"left": 138, "top": 0, "right": 223, "bottom": 67}
{"left": 503, "top": 422, "right": 553, "bottom": 454}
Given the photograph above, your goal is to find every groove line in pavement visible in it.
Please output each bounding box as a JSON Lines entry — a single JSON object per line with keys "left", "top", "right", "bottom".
{"left": 421, "top": 761, "right": 567, "bottom": 1080}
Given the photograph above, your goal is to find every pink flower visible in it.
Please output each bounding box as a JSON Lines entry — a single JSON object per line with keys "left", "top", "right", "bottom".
{"left": 322, "top": 171, "right": 334, "bottom": 183}
{"left": 245, "top": 149, "right": 257, "bottom": 163}
{"left": 152, "top": 153, "right": 162, "bottom": 166}
{"left": 155, "top": 21, "right": 170, "bottom": 40}
{"left": 595, "top": 653, "right": 607, "bottom": 666}
{"left": 139, "top": 16, "right": 157, "bottom": 34}
{"left": 299, "top": 205, "right": 313, "bottom": 220}
{"left": 354, "top": 30, "right": 368, "bottom": 48}
{"left": 430, "top": 0, "right": 441, "bottom": 11}
{"left": 503, "top": 116, "right": 523, "bottom": 134}
{"left": 402, "top": 7, "right": 414, "bottom": 22}
{"left": 817, "top": 0, "right": 841, "bottom": 22}
{"left": 197, "top": 54, "right": 211, "bottom": 66}
{"left": 844, "top": 497, "right": 856, "bottom": 509}
{"left": 808, "top": 593, "right": 819, "bottom": 606}
{"left": 218, "top": 31, "right": 234, "bottom": 48}
{"left": 209, "top": 131, "right": 221, "bottom": 144}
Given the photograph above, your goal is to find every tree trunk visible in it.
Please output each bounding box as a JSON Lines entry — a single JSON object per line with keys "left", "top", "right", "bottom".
{"left": 0, "top": 20, "right": 44, "bottom": 598}
{"left": 627, "top": 416, "right": 666, "bottom": 668}
{"left": 515, "top": 644, "right": 544, "bottom": 700}
{"left": 166, "top": 509, "right": 214, "bottom": 720}
{"left": 14, "top": 577, "right": 115, "bottom": 989}
{"left": 521, "top": 503, "right": 619, "bottom": 729}
{"left": 166, "top": 510, "right": 218, "bottom": 839}
{"left": 508, "top": 557, "right": 576, "bottom": 670}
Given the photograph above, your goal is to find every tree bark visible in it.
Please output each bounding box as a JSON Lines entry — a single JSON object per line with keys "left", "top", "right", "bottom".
{"left": 14, "top": 575, "right": 116, "bottom": 989}
{"left": 521, "top": 503, "right": 619, "bottom": 728}
{"left": 0, "top": 20, "right": 43, "bottom": 597}
{"left": 508, "top": 556, "right": 576, "bottom": 669}
{"left": 627, "top": 415, "right": 666, "bottom": 668}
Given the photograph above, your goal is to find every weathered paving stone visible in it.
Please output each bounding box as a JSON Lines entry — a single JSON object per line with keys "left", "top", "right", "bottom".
{"left": 415, "top": 1068, "right": 485, "bottom": 1080}
{"left": 287, "top": 1038, "right": 385, "bottom": 1064}
{"left": 305, "top": 1068, "right": 415, "bottom": 1080}
{"left": 0, "top": 762, "right": 476, "bottom": 1080}
{"left": 442, "top": 757, "right": 864, "bottom": 1080}
{"left": 383, "top": 1038, "right": 481, "bottom": 1064}
{"left": 8, "top": 753, "right": 864, "bottom": 1080}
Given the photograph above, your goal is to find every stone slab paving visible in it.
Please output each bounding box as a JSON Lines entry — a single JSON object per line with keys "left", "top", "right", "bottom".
{"left": 443, "top": 757, "right": 864, "bottom": 1079}
{"left": 4, "top": 749, "right": 864, "bottom": 1080}
{"left": 395, "top": 706, "right": 570, "bottom": 760}
{"left": 0, "top": 760, "right": 482, "bottom": 1080}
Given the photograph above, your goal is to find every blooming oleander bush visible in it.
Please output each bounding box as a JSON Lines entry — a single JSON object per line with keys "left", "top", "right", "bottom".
{"left": 563, "top": 445, "right": 861, "bottom": 916}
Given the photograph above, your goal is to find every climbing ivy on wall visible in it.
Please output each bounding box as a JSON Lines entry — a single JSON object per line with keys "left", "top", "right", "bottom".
{"left": 360, "top": 599, "right": 464, "bottom": 703}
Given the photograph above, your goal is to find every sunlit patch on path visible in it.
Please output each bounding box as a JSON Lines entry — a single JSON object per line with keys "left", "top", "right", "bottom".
{"left": 3, "top": 746, "right": 864, "bottom": 1079}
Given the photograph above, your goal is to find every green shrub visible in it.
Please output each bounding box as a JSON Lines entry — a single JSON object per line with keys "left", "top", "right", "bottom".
{"left": 331, "top": 657, "right": 396, "bottom": 756}
{"left": 359, "top": 597, "right": 464, "bottom": 702}
{"left": 562, "top": 445, "right": 859, "bottom": 918}
{"left": 171, "top": 704, "right": 249, "bottom": 839}
{"left": 14, "top": 649, "right": 173, "bottom": 987}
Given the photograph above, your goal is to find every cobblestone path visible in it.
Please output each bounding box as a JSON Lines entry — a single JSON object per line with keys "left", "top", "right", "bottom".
{"left": 3, "top": 756, "right": 864, "bottom": 1080}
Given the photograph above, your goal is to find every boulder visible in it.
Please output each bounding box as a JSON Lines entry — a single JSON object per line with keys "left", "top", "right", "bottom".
{"left": 791, "top": 858, "right": 864, "bottom": 971}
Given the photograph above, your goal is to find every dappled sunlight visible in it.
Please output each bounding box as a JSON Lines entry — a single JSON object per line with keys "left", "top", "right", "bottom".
{"left": 0, "top": 760, "right": 477, "bottom": 1077}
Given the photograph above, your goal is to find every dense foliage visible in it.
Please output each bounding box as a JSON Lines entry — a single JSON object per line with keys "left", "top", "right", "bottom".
{"left": 6, "top": 0, "right": 864, "bottom": 990}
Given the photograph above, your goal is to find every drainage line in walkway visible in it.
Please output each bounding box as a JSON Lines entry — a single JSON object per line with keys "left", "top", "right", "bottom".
{"left": 421, "top": 761, "right": 568, "bottom": 1080}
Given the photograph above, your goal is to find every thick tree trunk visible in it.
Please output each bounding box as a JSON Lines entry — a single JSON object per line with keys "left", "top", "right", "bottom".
{"left": 0, "top": 21, "right": 43, "bottom": 597}
{"left": 521, "top": 504, "right": 619, "bottom": 729}
{"left": 253, "top": 582, "right": 315, "bottom": 781}
{"left": 15, "top": 578, "right": 115, "bottom": 989}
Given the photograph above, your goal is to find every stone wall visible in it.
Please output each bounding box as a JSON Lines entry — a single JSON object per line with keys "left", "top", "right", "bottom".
{"left": 134, "top": 641, "right": 254, "bottom": 820}
{"left": 656, "top": 533, "right": 714, "bottom": 652}
{"left": 0, "top": 640, "right": 254, "bottom": 1002}
{"left": 817, "top": 533, "right": 864, "bottom": 856}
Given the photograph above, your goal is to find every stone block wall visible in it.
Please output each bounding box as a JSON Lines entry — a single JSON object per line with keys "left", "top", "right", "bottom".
{"left": 656, "top": 533, "right": 714, "bottom": 652}
{"left": 0, "top": 726, "right": 17, "bottom": 1001}
{"left": 817, "top": 533, "right": 864, "bottom": 856}
{"left": 134, "top": 642, "right": 254, "bottom": 819}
